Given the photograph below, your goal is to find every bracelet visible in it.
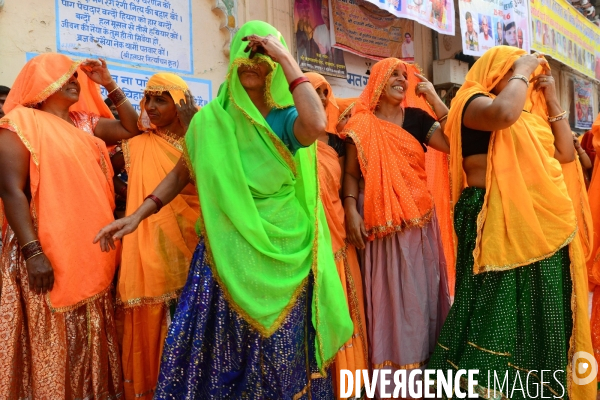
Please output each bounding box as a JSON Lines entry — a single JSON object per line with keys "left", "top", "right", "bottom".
{"left": 107, "top": 86, "right": 127, "bottom": 108}
{"left": 145, "top": 194, "right": 164, "bottom": 214}
{"left": 107, "top": 86, "right": 120, "bottom": 95}
{"left": 343, "top": 194, "right": 357, "bottom": 202}
{"left": 25, "top": 251, "right": 44, "bottom": 262}
{"left": 437, "top": 114, "right": 448, "bottom": 123}
{"left": 115, "top": 97, "right": 129, "bottom": 108}
{"left": 21, "top": 240, "right": 43, "bottom": 261}
{"left": 507, "top": 74, "right": 529, "bottom": 88}
{"left": 289, "top": 76, "right": 310, "bottom": 94}
{"left": 548, "top": 110, "right": 567, "bottom": 122}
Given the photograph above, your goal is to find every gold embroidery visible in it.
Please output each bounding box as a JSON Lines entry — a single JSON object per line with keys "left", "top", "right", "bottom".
{"left": 467, "top": 341, "right": 511, "bottom": 357}
{"left": 373, "top": 358, "right": 429, "bottom": 370}
{"left": 116, "top": 289, "right": 182, "bottom": 309}
{"left": 342, "top": 249, "right": 368, "bottom": 364}
{"left": 181, "top": 142, "right": 197, "bottom": 184}
{"left": 122, "top": 139, "right": 131, "bottom": 175}
{"left": 0, "top": 119, "right": 40, "bottom": 165}
{"left": 338, "top": 102, "right": 355, "bottom": 122}
{"left": 46, "top": 284, "right": 112, "bottom": 313}
{"left": 425, "top": 121, "right": 440, "bottom": 144}
{"left": 436, "top": 341, "right": 449, "bottom": 351}
{"left": 447, "top": 359, "right": 459, "bottom": 370}
{"left": 154, "top": 129, "right": 184, "bottom": 152}
{"left": 26, "top": 61, "right": 81, "bottom": 107}
{"left": 367, "top": 208, "right": 434, "bottom": 239}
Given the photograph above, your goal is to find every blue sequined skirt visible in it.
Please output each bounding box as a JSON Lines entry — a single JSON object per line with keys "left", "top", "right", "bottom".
{"left": 154, "top": 239, "right": 334, "bottom": 399}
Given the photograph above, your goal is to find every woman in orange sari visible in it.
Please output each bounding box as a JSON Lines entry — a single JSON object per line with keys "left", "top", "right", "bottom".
{"left": 342, "top": 58, "right": 451, "bottom": 396}
{"left": 117, "top": 73, "right": 200, "bottom": 400}
{"left": 0, "top": 53, "right": 141, "bottom": 398}
{"left": 306, "top": 72, "right": 368, "bottom": 397}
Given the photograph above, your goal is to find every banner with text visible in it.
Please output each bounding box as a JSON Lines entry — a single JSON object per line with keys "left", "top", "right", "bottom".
{"left": 531, "top": 0, "right": 600, "bottom": 80}
{"left": 25, "top": 52, "right": 212, "bottom": 108}
{"left": 458, "top": 0, "right": 530, "bottom": 57}
{"left": 294, "top": 0, "right": 347, "bottom": 78}
{"left": 362, "top": 0, "right": 454, "bottom": 35}
{"left": 56, "top": 0, "right": 193, "bottom": 73}
{"left": 574, "top": 78, "right": 594, "bottom": 130}
{"left": 332, "top": 0, "right": 414, "bottom": 60}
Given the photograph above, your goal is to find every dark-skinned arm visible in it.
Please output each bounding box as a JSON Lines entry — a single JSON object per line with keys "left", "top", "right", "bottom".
{"left": 0, "top": 129, "right": 54, "bottom": 293}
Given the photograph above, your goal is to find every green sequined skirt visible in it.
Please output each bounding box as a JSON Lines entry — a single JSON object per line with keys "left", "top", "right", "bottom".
{"left": 427, "top": 187, "right": 572, "bottom": 400}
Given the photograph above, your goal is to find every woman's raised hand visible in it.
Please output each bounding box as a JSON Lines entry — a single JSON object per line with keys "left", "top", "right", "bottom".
{"left": 176, "top": 90, "right": 198, "bottom": 131}
{"left": 80, "top": 58, "right": 115, "bottom": 87}
{"left": 93, "top": 215, "right": 141, "bottom": 252}
{"left": 414, "top": 73, "right": 438, "bottom": 102}
{"left": 512, "top": 54, "right": 548, "bottom": 77}
{"left": 242, "top": 34, "right": 290, "bottom": 63}
{"left": 530, "top": 73, "right": 558, "bottom": 104}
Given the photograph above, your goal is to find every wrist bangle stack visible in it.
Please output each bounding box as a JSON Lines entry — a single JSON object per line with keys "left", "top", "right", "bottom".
{"left": 548, "top": 110, "right": 567, "bottom": 122}
{"left": 107, "top": 86, "right": 128, "bottom": 108}
{"left": 508, "top": 74, "right": 530, "bottom": 88}
{"left": 22, "top": 240, "right": 43, "bottom": 261}
{"left": 289, "top": 76, "right": 310, "bottom": 94}
{"left": 145, "top": 194, "right": 164, "bottom": 214}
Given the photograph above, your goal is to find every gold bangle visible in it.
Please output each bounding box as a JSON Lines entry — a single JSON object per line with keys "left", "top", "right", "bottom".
{"left": 21, "top": 239, "right": 39, "bottom": 248}
{"left": 548, "top": 110, "right": 567, "bottom": 122}
{"left": 25, "top": 251, "right": 43, "bottom": 262}
{"left": 115, "top": 97, "right": 128, "bottom": 108}
{"left": 508, "top": 74, "right": 530, "bottom": 87}
{"left": 343, "top": 194, "right": 357, "bottom": 202}
{"left": 437, "top": 114, "right": 448, "bottom": 123}
{"left": 107, "top": 86, "right": 120, "bottom": 95}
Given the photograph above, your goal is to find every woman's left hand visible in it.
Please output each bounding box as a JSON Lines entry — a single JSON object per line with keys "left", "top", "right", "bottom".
{"left": 80, "top": 58, "right": 115, "bottom": 87}
{"left": 176, "top": 90, "right": 198, "bottom": 131}
{"left": 414, "top": 73, "right": 438, "bottom": 102}
{"left": 530, "top": 73, "right": 558, "bottom": 103}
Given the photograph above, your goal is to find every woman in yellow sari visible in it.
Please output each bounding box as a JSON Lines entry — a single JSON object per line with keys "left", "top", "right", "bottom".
{"left": 427, "top": 46, "right": 595, "bottom": 399}
{"left": 117, "top": 73, "right": 200, "bottom": 399}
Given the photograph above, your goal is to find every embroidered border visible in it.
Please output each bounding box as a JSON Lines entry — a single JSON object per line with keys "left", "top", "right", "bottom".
{"left": 373, "top": 358, "right": 429, "bottom": 370}
{"left": 25, "top": 61, "right": 81, "bottom": 107}
{"left": 0, "top": 119, "right": 40, "bottom": 165}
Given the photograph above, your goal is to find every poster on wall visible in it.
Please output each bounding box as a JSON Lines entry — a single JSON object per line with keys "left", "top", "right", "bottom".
{"left": 530, "top": 0, "right": 600, "bottom": 80}
{"left": 331, "top": 0, "right": 414, "bottom": 61}
{"left": 55, "top": 0, "right": 193, "bottom": 73}
{"left": 293, "top": 0, "right": 347, "bottom": 78}
{"left": 26, "top": 52, "right": 212, "bottom": 107}
{"left": 458, "top": 0, "right": 530, "bottom": 57}
{"left": 574, "top": 79, "right": 594, "bottom": 130}
{"left": 362, "top": 0, "right": 454, "bottom": 35}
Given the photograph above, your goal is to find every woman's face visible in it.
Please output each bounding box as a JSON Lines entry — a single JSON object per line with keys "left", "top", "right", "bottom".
{"left": 315, "top": 85, "right": 329, "bottom": 109}
{"left": 46, "top": 72, "right": 80, "bottom": 106}
{"left": 380, "top": 66, "right": 408, "bottom": 105}
{"left": 505, "top": 26, "right": 517, "bottom": 46}
{"left": 144, "top": 92, "right": 178, "bottom": 127}
{"left": 237, "top": 61, "right": 272, "bottom": 91}
{"left": 466, "top": 17, "right": 474, "bottom": 33}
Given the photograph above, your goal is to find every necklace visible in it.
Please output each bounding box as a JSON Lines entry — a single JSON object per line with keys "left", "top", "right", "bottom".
{"left": 155, "top": 128, "right": 184, "bottom": 151}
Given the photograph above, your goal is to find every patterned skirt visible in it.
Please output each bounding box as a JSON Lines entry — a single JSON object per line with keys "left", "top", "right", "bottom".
{"left": 427, "top": 187, "right": 572, "bottom": 399}
{"left": 154, "top": 239, "right": 334, "bottom": 399}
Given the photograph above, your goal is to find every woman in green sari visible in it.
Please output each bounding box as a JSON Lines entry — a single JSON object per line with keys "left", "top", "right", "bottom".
{"left": 94, "top": 21, "right": 353, "bottom": 399}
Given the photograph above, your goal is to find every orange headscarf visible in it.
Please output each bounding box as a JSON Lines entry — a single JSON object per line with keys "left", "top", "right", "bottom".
{"left": 447, "top": 46, "right": 595, "bottom": 398}
{"left": 119, "top": 73, "right": 200, "bottom": 307}
{"left": 0, "top": 53, "right": 117, "bottom": 310}
{"left": 343, "top": 58, "right": 437, "bottom": 240}
{"left": 305, "top": 72, "right": 339, "bottom": 134}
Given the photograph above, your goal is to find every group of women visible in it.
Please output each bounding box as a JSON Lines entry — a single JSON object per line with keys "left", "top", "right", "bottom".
{"left": 0, "top": 19, "right": 597, "bottom": 400}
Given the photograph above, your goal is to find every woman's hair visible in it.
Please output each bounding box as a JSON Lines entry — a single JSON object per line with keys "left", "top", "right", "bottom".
{"left": 504, "top": 21, "right": 516, "bottom": 32}
{"left": 465, "top": 11, "right": 472, "bottom": 20}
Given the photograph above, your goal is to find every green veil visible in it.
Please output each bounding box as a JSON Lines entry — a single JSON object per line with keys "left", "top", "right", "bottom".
{"left": 184, "top": 20, "right": 353, "bottom": 370}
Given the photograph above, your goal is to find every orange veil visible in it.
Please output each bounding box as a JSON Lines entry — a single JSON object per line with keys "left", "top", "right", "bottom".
{"left": 446, "top": 46, "right": 594, "bottom": 398}
{"left": 341, "top": 59, "right": 455, "bottom": 288}
{"left": 0, "top": 53, "right": 117, "bottom": 310}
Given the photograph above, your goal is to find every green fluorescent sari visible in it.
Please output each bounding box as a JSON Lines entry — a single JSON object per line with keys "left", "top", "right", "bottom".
{"left": 184, "top": 20, "right": 353, "bottom": 370}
